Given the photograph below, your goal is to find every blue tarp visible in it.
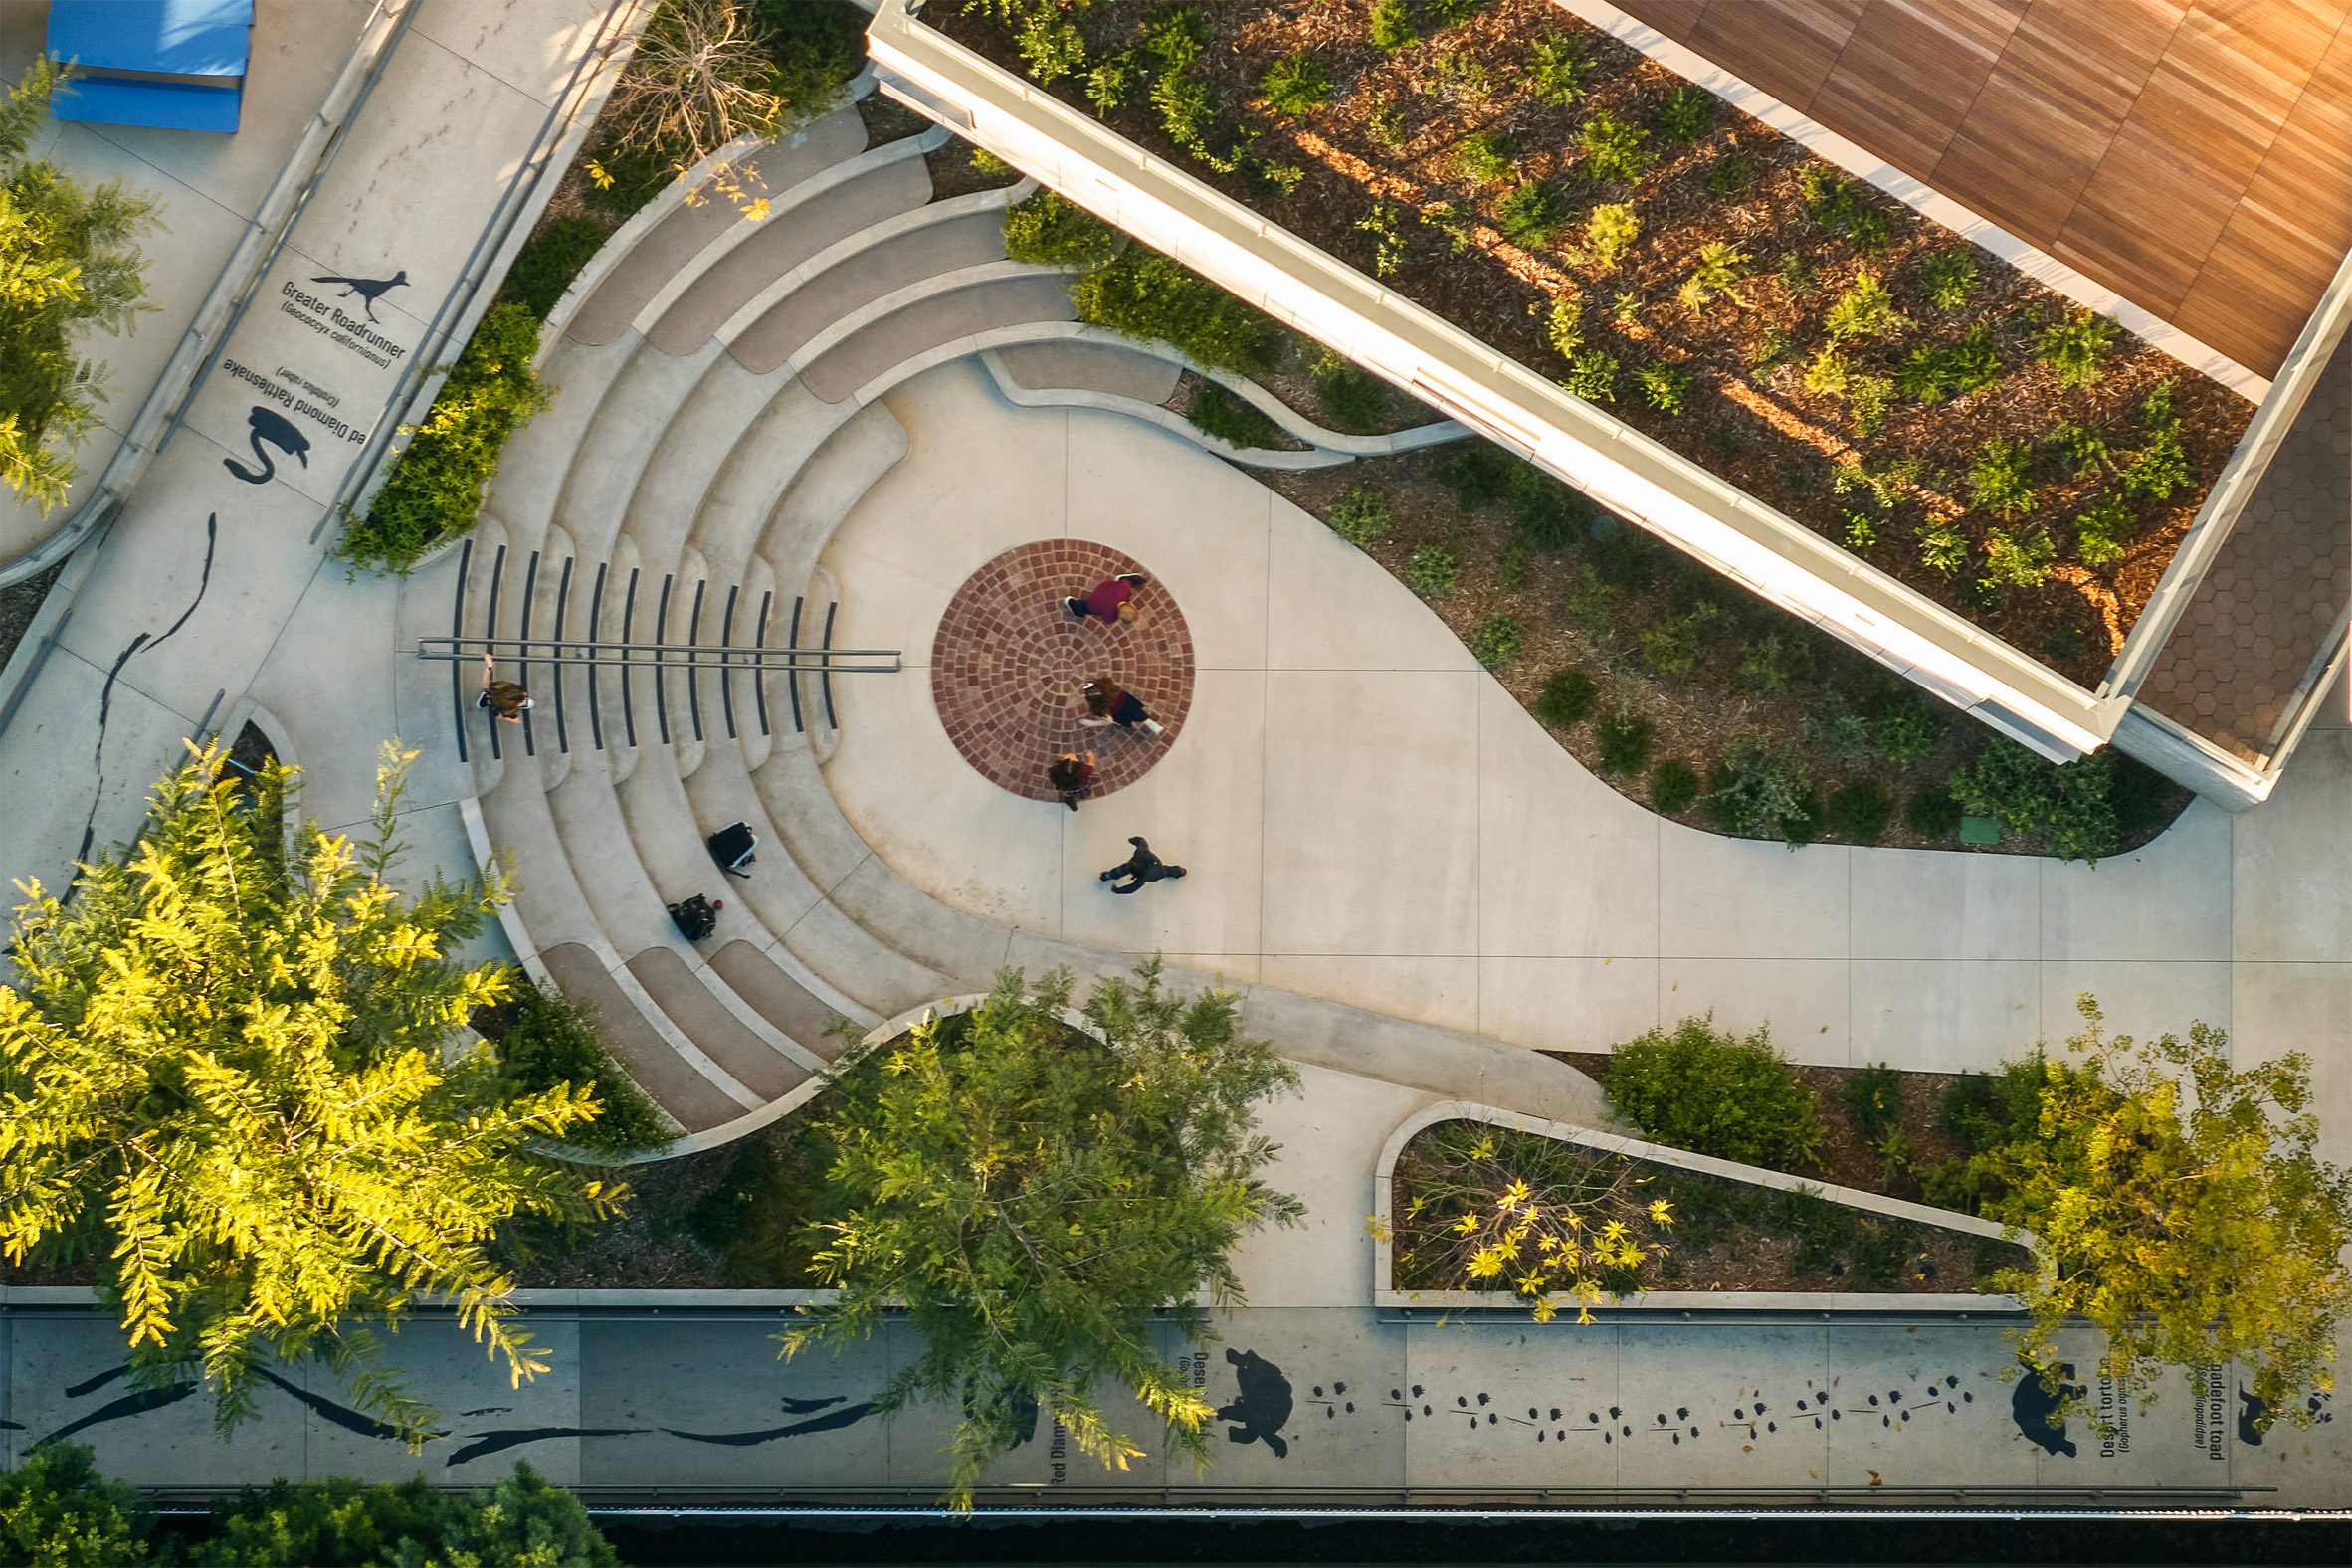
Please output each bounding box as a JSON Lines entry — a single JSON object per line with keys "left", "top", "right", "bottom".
{"left": 47, "top": 0, "right": 256, "bottom": 133}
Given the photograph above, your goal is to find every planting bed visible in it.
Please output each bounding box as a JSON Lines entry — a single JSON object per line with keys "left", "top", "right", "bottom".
{"left": 1389, "top": 1118, "right": 2028, "bottom": 1299}
{"left": 933, "top": 0, "right": 2255, "bottom": 687}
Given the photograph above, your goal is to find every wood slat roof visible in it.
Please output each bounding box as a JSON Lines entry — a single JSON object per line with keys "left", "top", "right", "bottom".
{"left": 1616, "top": 0, "right": 2352, "bottom": 376}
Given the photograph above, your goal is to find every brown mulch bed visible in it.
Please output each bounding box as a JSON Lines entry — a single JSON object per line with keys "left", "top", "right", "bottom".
{"left": 857, "top": 91, "right": 935, "bottom": 148}
{"left": 0, "top": 561, "right": 63, "bottom": 674}
{"left": 926, "top": 135, "right": 1028, "bottom": 200}
{"left": 934, "top": 0, "right": 2255, "bottom": 687}
{"left": 1262, "top": 447, "right": 2189, "bottom": 853}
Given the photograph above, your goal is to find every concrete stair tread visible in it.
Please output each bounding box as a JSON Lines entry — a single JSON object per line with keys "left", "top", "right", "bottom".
{"left": 495, "top": 333, "right": 642, "bottom": 550}
{"left": 626, "top": 946, "right": 811, "bottom": 1102}
{"left": 647, "top": 134, "right": 938, "bottom": 355}
{"left": 708, "top": 938, "right": 853, "bottom": 1061}
{"left": 682, "top": 381, "right": 859, "bottom": 589}
{"left": 566, "top": 104, "right": 868, "bottom": 347}
{"left": 728, "top": 205, "right": 1015, "bottom": 376}
{"left": 555, "top": 345, "right": 723, "bottom": 566}
{"left": 992, "top": 337, "right": 1182, "bottom": 404}
{"left": 800, "top": 271, "right": 1078, "bottom": 404}
{"left": 540, "top": 942, "right": 743, "bottom": 1133}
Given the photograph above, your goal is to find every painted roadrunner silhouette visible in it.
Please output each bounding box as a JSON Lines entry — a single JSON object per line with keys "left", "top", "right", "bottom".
{"left": 309, "top": 269, "right": 408, "bottom": 321}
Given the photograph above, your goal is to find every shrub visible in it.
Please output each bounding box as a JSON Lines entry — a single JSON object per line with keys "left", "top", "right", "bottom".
{"left": 1825, "top": 268, "right": 1909, "bottom": 342}
{"left": 1260, "top": 52, "right": 1329, "bottom": 115}
{"left": 1808, "top": 697, "right": 1876, "bottom": 767}
{"left": 1636, "top": 362, "right": 1691, "bottom": 415}
{"left": 1579, "top": 202, "right": 1641, "bottom": 269}
{"left": 1141, "top": 5, "right": 1206, "bottom": 69}
{"left": 1825, "top": 779, "right": 1893, "bottom": 844}
{"left": 1735, "top": 628, "right": 1812, "bottom": 693}
{"left": 1002, "top": 188, "right": 1121, "bottom": 268}
{"left": 1471, "top": 612, "right": 1525, "bottom": 668}
{"left": 1702, "top": 737, "right": 1812, "bottom": 843}
{"left": 1898, "top": 325, "right": 2001, "bottom": 403}
{"left": 1455, "top": 128, "right": 1515, "bottom": 184}
{"left": 1982, "top": 522, "right": 2057, "bottom": 587}
{"left": 1799, "top": 165, "right": 1872, "bottom": 235}
{"left": 1606, "top": 1016, "right": 1824, "bottom": 1169}
{"left": 1650, "top": 758, "right": 1702, "bottom": 815}
{"left": 1639, "top": 605, "right": 1714, "bottom": 679}
{"left": 683, "top": 1137, "right": 823, "bottom": 1286}
{"left": 0, "top": 1444, "right": 156, "bottom": 1565}
{"left": 1906, "top": 786, "right": 1963, "bottom": 839}
{"left": 1533, "top": 667, "right": 1598, "bottom": 728}
{"left": 1327, "top": 486, "right": 1391, "bottom": 547}
{"left": 1524, "top": 35, "right": 1591, "bottom": 103}
{"left": 338, "top": 303, "right": 553, "bottom": 572}
{"left": 1951, "top": 738, "right": 2118, "bottom": 862}
{"left": 1185, "top": 380, "right": 1281, "bottom": 449}
{"left": 1915, "top": 518, "right": 1969, "bottom": 575}
{"left": 1969, "top": 438, "right": 2038, "bottom": 518}
{"left": 1595, "top": 710, "right": 1654, "bottom": 775}
{"left": 1579, "top": 110, "right": 1652, "bottom": 182}
{"left": 1842, "top": 1061, "right": 1903, "bottom": 1143}
{"left": 1440, "top": 444, "right": 1513, "bottom": 509}
{"left": 1654, "top": 84, "right": 1713, "bottom": 143}
{"left": 1495, "top": 180, "right": 1568, "bottom": 247}
{"left": 2122, "top": 427, "right": 2194, "bottom": 501}
{"left": 1562, "top": 348, "right": 1618, "bottom": 402}
{"left": 1545, "top": 294, "right": 1584, "bottom": 359}
{"left": 199, "top": 1464, "right": 620, "bottom": 1566}
{"left": 1706, "top": 148, "right": 1754, "bottom": 194}
{"left": 1873, "top": 698, "right": 1938, "bottom": 767}
{"left": 1942, "top": 1054, "right": 2050, "bottom": 1155}
{"left": 1072, "top": 248, "right": 1274, "bottom": 372}
{"left": 1848, "top": 374, "right": 1893, "bottom": 435}
{"left": 1311, "top": 349, "right": 1389, "bottom": 433}
{"left": 1678, "top": 241, "right": 1749, "bottom": 312}
{"left": 1497, "top": 542, "right": 1528, "bottom": 591}
{"left": 1084, "top": 50, "right": 1139, "bottom": 111}
{"left": 1369, "top": 0, "right": 1419, "bottom": 50}
{"left": 1406, "top": 544, "right": 1460, "bottom": 597}
{"left": 503, "top": 215, "right": 608, "bottom": 318}
{"left": 1150, "top": 70, "right": 1215, "bottom": 151}
{"left": 1507, "top": 462, "right": 1589, "bottom": 548}
{"left": 491, "top": 986, "right": 672, "bottom": 1155}
{"left": 1919, "top": 248, "right": 1978, "bottom": 309}
{"left": 2041, "top": 308, "right": 2118, "bottom": 386}
{"left": 1803, "top": 346, "right": 1851, "bottom": 396}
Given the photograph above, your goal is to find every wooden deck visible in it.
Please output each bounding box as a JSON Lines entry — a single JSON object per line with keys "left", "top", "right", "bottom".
{"left": 1615, "top": 0, "right": 2352, "bottom": 377}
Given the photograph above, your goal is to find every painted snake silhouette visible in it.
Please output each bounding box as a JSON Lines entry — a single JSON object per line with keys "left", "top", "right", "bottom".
{"left": 222, "top": 405, "right": 310, "bottom": 487}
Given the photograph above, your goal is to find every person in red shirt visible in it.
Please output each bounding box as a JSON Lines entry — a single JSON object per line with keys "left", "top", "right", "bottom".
{"left": 1064, "top": 572, "right": 1148, "bottom": 626}
{"left": 1046, "top": 749, "right": 1095, "bottom": 811}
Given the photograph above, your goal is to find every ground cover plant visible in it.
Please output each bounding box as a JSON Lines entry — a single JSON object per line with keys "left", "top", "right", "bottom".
{"left": 936, "top": 0, "right": 2254, "bottom": 688}
{"left": 1389, "top": 1118, "right": 2025, "bottom": 1303}
{"left": 1263, "top": 441, "right": 2185, "bottom": 857}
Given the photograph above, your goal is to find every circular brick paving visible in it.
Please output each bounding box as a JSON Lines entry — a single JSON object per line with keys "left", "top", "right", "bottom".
{"left": 931, "top": 541, "right": 1193, "bottom": 803}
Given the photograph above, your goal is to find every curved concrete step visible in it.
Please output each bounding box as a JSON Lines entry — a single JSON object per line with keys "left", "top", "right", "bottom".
{"left": 727, "top": 201, "right": 1022, "bottom": 376}
{"left": 797, "top": 265, "right": 1078, "bottom": 404}
{"left": 495, "top": 333, "right": 643, "bottom": 556}
{"left": 677, "top": 378, "right": 858, "bottom": 589}
{"left": 748, "top": 398, "right": 908, "bottom": 658}
{"left": 564, "top": 103, "right": 870, "bottom": 347}
{"left": 644, "top": 129, "right": 945, "bottom": 355}
{"left": 553, "top": 343, "right": 719, "bottom": 569}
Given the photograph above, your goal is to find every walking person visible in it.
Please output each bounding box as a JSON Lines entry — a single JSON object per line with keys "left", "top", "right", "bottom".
{"left": 477, "top": 652, "right": 533, "bottom": 724}
{"left": 1046, "top": 749, "right": 1096, "bottom": 811}
{"left": 1099, "top": 835, "right": 1186, "bottom": 894}
{"left": 1064, "top": 571, "right": 1148, "bottom": 627}
{"left": 1078, "top": 676, "right": 1165, "bottom": 739}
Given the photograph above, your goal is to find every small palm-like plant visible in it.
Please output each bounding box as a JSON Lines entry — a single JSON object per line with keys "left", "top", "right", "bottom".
{"left": 1260, "top": 53, "right": 1330, "bottom": 116}
{"left": 1970, "top": 438, "right": 2039, "bottom": 519}
{"left": 1580, "top": 202, "right": 1642, "bottom": 269}
{"left": 1523, "top": 35, "right": 1590, "bottom": 104}
{"left": 1637, "top": 362, "right": 1691, "bottom": 416}
{"left": 1654, "top": 85, "right": 1713, "bottom": 144}
{"left": 1562, "top": 348, "right": 1618, "bottom": 403}
{"left": 1824, "top": 268, "right": 1909, "bottom": 343}
{"left": 1677, "top": 240, "right": 1750, "bottom": 311}
{"left": 2041, "top": 308, "right": 2119, "bottom": 387}
{"left": 1579, "top": 111, "right": 1652, "bottom": 183}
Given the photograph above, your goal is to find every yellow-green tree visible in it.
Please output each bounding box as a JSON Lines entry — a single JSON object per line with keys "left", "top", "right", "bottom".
{"left": 1980, "top": 996, "right": 2352, "bottom": 1432}
{"left": 783, "top": 962, "right": 1301, "bottom": 1507}
{"left": 0, "top": 743, "right": 623, "bottom": 1441}
{"left": 0, "top": 62, "right": 157, "bottom": 512}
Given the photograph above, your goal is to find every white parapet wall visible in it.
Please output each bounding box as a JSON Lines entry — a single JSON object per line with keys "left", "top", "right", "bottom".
{"left": 867, "top": 0, "right": 2135, "bottom": 761}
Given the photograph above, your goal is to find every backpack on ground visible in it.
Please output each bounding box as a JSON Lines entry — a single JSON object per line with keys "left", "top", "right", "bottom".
{"left": 668, "top": 894, "right": 718, "bottom": 941}
{"left": 705, "top": 821, "right": 757, "bottom": 878}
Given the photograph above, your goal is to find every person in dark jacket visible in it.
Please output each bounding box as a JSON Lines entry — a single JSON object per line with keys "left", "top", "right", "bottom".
{"left": 1078, "top": 676, "right": 1166, "bottom": 739}
{"left": 478, "top": 652, "right": 532, "bottom": 723}
{"left": 1099, "top": 835, "right": 1186, "bottom": 893}
{"left": 1047, "top": 749, "right": 1095, "bottom": 811}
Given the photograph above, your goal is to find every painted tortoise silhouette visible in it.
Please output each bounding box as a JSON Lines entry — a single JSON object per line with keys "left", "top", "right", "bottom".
{"left": 1216, "top": 1347, "right": 1293, "bottom": 1458}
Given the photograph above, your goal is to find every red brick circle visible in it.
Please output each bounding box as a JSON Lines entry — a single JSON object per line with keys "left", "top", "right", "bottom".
{"left": 931, "top": 541, "right": 1193, "bottom": 803}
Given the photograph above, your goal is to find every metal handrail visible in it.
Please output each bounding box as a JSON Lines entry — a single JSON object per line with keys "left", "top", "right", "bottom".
{"left": 416, "top": 635, "right": 901, "bottom": 673}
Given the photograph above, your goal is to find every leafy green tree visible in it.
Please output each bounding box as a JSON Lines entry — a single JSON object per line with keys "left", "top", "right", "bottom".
{"left": 1977, "top": 997, "right": 2352, "bottom": 1435}
{"left": 782, "top": 962, "right": 1302, "bottom": 1506}
{"left": 0, "top": 744, "right": 624, "bottom": 1442}
{"left": 194, "top": 1464, "right": 618, "bottom": 1567}
{"left": 0, "top": 1444, "right": 158, "bottom": 1567}
{"left": 0, "top": 63, "right": 158, "bottom": 513}
{"left": 1604, "top": 1015, "right": 1824, "bottom": 1169}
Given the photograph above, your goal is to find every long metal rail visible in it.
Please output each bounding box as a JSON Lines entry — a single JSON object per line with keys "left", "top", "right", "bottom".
{"left": 417, "top": 635, "right": 901, "bottom": 674}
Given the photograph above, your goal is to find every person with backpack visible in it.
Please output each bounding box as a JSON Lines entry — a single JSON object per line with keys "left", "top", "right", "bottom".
{"left": 1078, "top": 676, "right": 1165, "bottom": 739}
{"left": 477, "top": 652, "right": 533, "bottom": 724}
{"left": 1063, "top": 572, "right": 1148, "bottom": 627}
